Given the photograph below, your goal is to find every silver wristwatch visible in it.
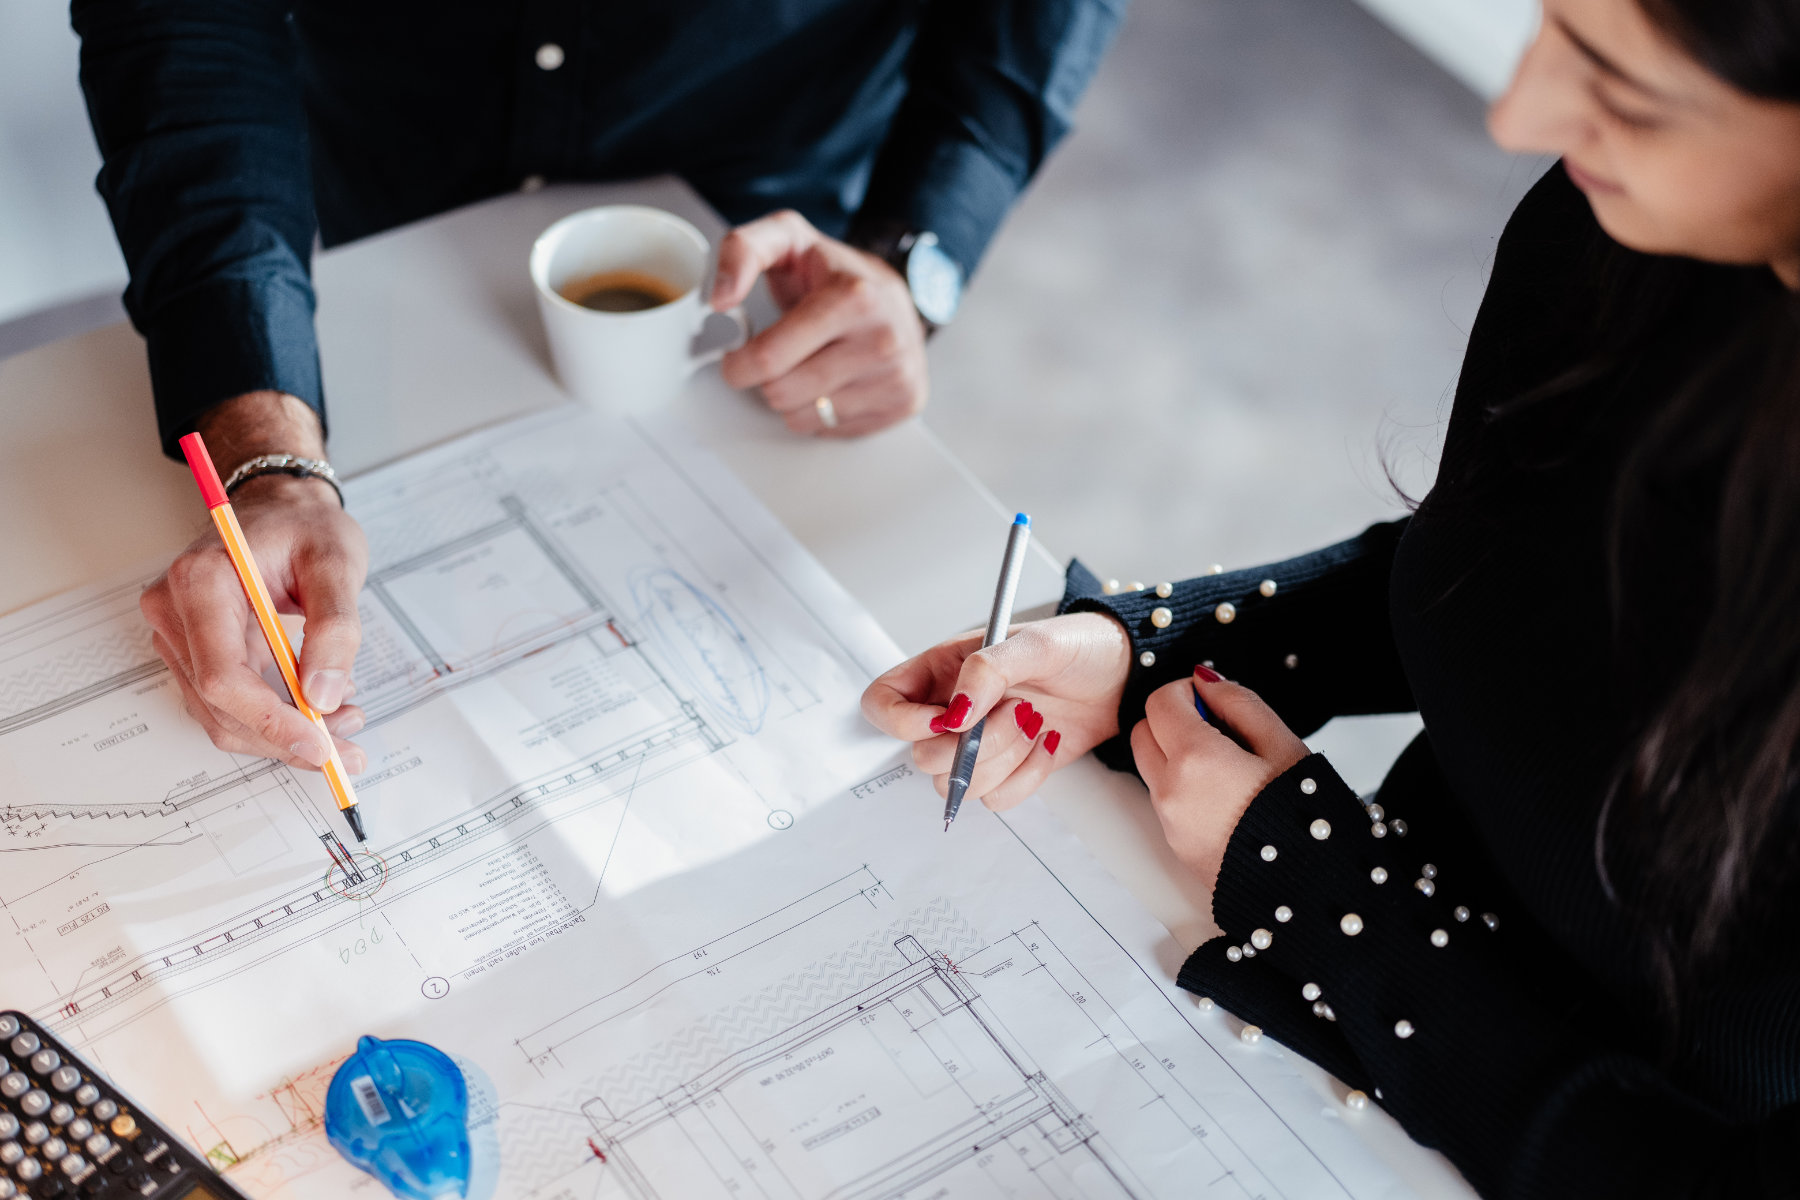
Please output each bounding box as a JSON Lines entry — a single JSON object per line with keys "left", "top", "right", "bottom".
{"left": 222, "top": 453, "right": 345, "bottom": 507}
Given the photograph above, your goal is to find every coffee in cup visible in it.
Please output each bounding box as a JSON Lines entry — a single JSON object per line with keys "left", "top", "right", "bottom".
{"left": 530, "top": 205, "right": 748, "bottom": 412}
{"left": 559, "top": 269, "right": 685, "bottom": 313}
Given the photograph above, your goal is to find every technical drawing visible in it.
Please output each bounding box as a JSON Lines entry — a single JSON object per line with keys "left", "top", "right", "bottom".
{"left": 585, "top": 934, "right": 1143, "bottom": 1200}
{"left": 0, "top": 420, "right": 830, "bottom": 1046}
{"left": 0, "top": 411, "right": 1398, "bottom": 1200}
{"left": 494, "top": 885, "right": 1298, "bottom": 1200}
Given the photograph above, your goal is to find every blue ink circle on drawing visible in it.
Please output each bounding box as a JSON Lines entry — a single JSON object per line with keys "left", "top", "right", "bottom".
{"left": 629, "top": 567, "right": 770, "bottom": 734}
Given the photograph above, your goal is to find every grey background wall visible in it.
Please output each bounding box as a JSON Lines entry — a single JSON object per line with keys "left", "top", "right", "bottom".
{"left": 0, "top": 2, "right": 125, "bottom": 327}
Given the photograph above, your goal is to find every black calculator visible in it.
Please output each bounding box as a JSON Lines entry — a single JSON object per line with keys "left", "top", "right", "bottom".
{"left": 0, "top": 1012, "right": 251, "bottom": 1200}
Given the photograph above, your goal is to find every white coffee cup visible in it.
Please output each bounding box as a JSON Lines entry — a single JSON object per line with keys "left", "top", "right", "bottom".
{"left": 530, "top": 206, "right": 748, "bottom": 413}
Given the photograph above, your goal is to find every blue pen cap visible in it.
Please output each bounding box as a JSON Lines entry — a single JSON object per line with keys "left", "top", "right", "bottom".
{"left": 1013, "top": 513, "right": 1030, "bottom": 526}
{"left": 325, "top": 1035, "right": 472, "bottom": 1199}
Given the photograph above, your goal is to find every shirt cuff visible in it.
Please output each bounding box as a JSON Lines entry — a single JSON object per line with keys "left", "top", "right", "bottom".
{"left": 1181, "top": 754, "right": 1557, "bottom": 1141}
{"left": 858, "top": 135, "right": 1020, "bottom": 278}
{"left": 143, "top": 274, "right": 324, "bottom": 460}
{"left": 1057, "top": 557, "right": 1277, "bottom": 772}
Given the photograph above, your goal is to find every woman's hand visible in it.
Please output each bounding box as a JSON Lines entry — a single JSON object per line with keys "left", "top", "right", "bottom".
{"left": 860, "top": 612, "right": 1131, "bottom": 809}
{"left": 1133, "top": 666, "right": 1309, "bottom": 891}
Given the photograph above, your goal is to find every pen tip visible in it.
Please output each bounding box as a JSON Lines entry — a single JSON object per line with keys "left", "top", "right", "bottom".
{"left": 345, "top": 807, "right": 367, "bottom": 843}
{"left": 944, "top": 820, "right": 951, "bottom": 832}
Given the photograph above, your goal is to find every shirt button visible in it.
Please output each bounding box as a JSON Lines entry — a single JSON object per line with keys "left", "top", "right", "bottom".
{"left": 535, "top": 43, "right": 565, "bottom": 71}
{"left": 519, "top": 174, "right": 546, "bottom": 193}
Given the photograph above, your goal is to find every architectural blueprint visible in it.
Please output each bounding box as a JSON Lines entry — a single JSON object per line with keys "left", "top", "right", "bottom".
{"left": 0, "top": 408, "right": 1415, "bottom": 1199}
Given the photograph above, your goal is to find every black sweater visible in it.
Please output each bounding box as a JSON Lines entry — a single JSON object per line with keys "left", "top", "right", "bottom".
{"left": 1061, "top": 165, "right": 1800, "bottom": 1198}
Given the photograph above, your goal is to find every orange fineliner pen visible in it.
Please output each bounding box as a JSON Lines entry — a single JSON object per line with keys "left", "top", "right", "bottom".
{"left": 177, "top": 432, "right": 366, "bottom": 843}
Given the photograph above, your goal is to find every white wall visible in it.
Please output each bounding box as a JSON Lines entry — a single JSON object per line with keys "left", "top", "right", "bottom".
{"left": 0, "top": 2, "right": 127, "bottom": 326}
{"left": 1353, "top": 0, "right": 1539, "bottom": 98}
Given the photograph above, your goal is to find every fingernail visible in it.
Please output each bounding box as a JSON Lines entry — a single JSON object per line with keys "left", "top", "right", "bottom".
{"left": 929, "top": 715, "right": 948, "bottom": 734}
{"left": 1044, "top": 730, "right": 1061, "bottom": 755}
{"left": 1013, "top": 700, "right": 1035, "bottom": 733}
{"left": 1024, "top": 710, "right": 1045, "bottom": 740}
{"left": 945, "top": 694, "right": 972, "bottom": 728}
{"left": 1194, "top": 664, "right": 1224, "bottom": 683}
{"left": 344, "top": 747, "right": 368, "bottom": 775}
{"left": 306, "top": 669, "right": 348, "bottom": 712}
{"left": 335, "top": 709, "right": 365, "bottom": 737}
{"left": 290, "top": 739, "right": 330, "bottom": 768}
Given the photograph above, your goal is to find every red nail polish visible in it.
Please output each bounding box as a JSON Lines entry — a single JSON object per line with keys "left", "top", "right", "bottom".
{"left": 1044, "top": 730, "right": 1061, "bottom": 755}
{"left": 945, "top": 693, "right": 972, "bottom": 727}
{"left": 1024, "top": 710, "right": 1045, "bottom": 740}
{"left": 1194, "top": 664, "right": 1224, "bottom": 683}
{"left": 1013, "top": 700, "right": 1035, "bottom": 732}
{"left": 929, "top": 715, "right": 948, "bottom": 734}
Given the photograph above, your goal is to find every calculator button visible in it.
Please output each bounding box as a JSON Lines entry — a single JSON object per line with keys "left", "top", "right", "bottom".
{"left": 27, "top": 1052, "right": 58, "bottom": 1077}
{"left": 58, "top": 1155, "right": 85, "bottom": 1178}
{"left": 36, "top": 1179, "right": 68, "bottom": 1199}
{"left": 62, "top": 1123, "right": 89, "bottom": 1144}
{"left": 0, "top": 1177, "right": 14, "bottom": 1198}
{"left": 41, "top": 1139, "right": 65, "bottom": 1161}
{"left": 0, "top": 1114, "right": 16, "bottom": 1139}
{"left": 48, "top": 1070, "right": 79, "bottom": 1097}
{"left": 71, "top": 1087, "right": 98, "bottom": 1110}
{"left": 19, "top": 1093, "right": 49, "bottom": 1118}
{"left": 106, "top": 1120, "right": 133, "bottom": 1143}
{"left": 79, "top": 1178, "right": 106, "bottom": 1198}
{"left": 127, "top": 1174, "right": 152, "bottom": 1192}
{"left": 14, "top": 1159, "right": 39, "bottom": 1182}
{"left": 23, "top": 1124, "right": 46, "bottom": 1146}
{"left": 105, "top": 1155, "right": 132, "bottom": 1176}
{"left": 1, "top": 1075, "right": 28, "bottom": 1099}
{"left": 48, "top": 1107, "right": 72, "bottom": 1129}
{"left": 0, "top": 1140, "right": 21, "bottom": 1163}
{"left": 0, "top": 1016, "right": 18, "bottom": 1040}
{"left": 87, "top": 1105, "right": 114, "bottom": 1126}
{"left": 80, "top": 1136, "right": 107, "bottom": 1160}
{"left": 7, "top": 1035, "right": 37, "bottom": 1060}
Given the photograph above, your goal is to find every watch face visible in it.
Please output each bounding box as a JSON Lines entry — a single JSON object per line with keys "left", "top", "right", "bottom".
{"left": 906, "top": 234, "right": 964, "bottom": 327}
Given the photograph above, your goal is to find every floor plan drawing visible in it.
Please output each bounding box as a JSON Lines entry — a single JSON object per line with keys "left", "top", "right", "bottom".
{"left": 0, "top": 408, "right": 1416, "bottom": 1200}
{"left": 583, "top": 930, "right": 1147, "bottom": 1200}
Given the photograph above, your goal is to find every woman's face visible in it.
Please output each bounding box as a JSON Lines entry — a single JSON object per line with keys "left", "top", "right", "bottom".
{"left": 1489, "top": 0, "right": 1800, "bottom": 282}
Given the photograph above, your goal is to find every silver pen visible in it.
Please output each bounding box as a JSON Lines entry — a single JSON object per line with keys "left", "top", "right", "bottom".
{"left": 944, "top": 513, "right": 1032, "bottom": 830}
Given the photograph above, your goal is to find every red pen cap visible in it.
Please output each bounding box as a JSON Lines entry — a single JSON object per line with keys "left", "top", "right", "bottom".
{"left": 178, "top": 432, "right": 230, "bottom": 509}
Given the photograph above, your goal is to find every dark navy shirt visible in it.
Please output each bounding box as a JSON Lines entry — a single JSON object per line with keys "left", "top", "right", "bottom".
{"left": 73, "top": 0, "right": 1124, "bottom": 456}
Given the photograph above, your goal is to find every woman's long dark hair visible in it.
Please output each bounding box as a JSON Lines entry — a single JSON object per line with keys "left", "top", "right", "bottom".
{"left": 1505, "top": 1, "right": 1800, "bottom": 1035}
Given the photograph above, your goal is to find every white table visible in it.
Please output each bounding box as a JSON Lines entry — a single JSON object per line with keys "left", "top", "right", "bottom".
{"left": 0, "top": 177, "right": 1471, "bottom": 1198}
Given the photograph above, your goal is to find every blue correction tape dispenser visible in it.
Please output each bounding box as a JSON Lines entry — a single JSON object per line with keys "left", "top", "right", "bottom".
{"left": 325, "top": 1035, "right": 472, "bottom": 1199}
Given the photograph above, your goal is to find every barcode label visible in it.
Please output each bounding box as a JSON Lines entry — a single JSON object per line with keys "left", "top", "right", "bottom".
{"left": 351, "top": 1076, "right": 391, "bottom": 1125}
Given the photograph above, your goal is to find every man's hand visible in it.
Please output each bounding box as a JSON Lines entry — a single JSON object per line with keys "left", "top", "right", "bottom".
{"left": 711, "top": 210, "right": 928, "bottom": 437}
{"left": 144, "top": 391, "right": 369, "bottom": 772}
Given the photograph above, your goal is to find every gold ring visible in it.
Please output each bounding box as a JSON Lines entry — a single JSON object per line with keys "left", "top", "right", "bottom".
{"left": 814, "top": 396, "right": 839, "bottom": 430}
